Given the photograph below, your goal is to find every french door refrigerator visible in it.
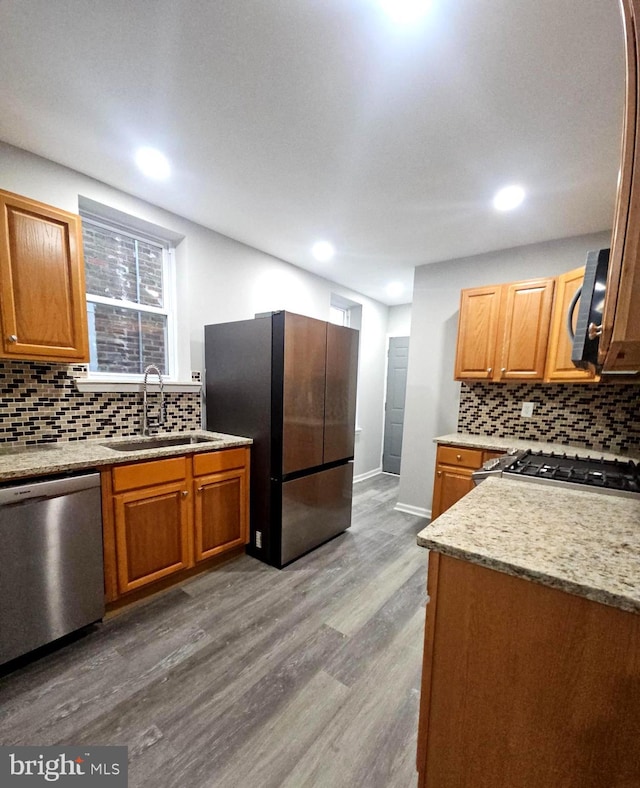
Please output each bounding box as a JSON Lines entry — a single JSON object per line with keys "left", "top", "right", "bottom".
{"left": 205, "top": 311, "right": 358, "bottom": 568}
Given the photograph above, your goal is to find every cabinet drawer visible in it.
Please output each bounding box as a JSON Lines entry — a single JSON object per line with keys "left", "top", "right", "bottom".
{"left": 193, "top": 447, "right": 248, "bottom": 477}
{"left": 112, "top": 457, "right": 187, "bottom": 493}
{"left": 437, "top": 446, "right": 483, "bottom": 469}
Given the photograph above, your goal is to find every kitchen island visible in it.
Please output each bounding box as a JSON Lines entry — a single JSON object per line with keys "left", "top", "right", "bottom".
{"left": 415, "top": 477, "right": 640, "bottom": 787}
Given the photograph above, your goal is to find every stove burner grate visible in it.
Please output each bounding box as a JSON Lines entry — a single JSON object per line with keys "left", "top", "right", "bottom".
{"left": 503, "top": 450, "right": 640, "bottom": 494}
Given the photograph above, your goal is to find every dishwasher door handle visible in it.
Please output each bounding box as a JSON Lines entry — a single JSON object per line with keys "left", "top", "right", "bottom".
{"left": 0, "top": 495, "right": 51, "bottom": 509}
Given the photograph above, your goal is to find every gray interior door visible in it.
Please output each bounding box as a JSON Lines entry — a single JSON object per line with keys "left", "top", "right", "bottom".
{"left": 382, "top": 336, "right": 409, "bottom": 475}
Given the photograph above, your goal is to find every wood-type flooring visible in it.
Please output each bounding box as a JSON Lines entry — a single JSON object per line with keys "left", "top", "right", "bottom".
{"left": 0, "top": 473, "right": 428, "bottom": 787}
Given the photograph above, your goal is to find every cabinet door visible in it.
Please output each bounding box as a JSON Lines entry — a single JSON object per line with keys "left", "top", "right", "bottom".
{"left": 431, "top": 465, "right": 475, "bottom": 520}
{"left": 545, "top": 267, "right": 598, "bottom": 382}
{"left": 497, "top": 278, "right": 555, "bottom": 380}
{"left": 114, "top": 481, "right": 191, "bottom": 594}
{"left": 599, "top": 0, "right": 640, "bottom": 372}
{"left": 0, "top": 189, "right": 89, "bottom": 362}
{"left": 194, "top": 468, "right": 248, "bottom": 561}
{"left": 324, "top": 322, "right": 359, "bottom": 464}
{"left": 454, "top": 286, "right": 501, "bottom": 380}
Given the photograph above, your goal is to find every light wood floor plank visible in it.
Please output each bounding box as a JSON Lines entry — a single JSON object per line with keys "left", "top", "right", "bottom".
{"left": 324, "top": 547, "right": 426, "bottom": 636}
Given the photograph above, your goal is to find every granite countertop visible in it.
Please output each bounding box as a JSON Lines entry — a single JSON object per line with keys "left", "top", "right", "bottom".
{"left": 434, "top": 432, "right": 639, "bottom": 462}
{"left": 0, "top": 430, "right": 253, "bottom": 483}
{"left": 417, "top": 476, "right": 640, "bottom": 614}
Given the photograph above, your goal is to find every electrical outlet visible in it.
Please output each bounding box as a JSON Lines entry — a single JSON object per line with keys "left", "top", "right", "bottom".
{"left": 255, "top": 530, "right": 262, "bottom": 549}
{"left": 191, "top": 370, "right": 202, "bottom": 383}
{"left": 521, "top": 402, "right": 534, "bottom": 418}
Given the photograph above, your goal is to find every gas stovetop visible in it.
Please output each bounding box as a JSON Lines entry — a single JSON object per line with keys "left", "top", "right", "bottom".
{"left": 502, "top": 450, "right": 640, "bottom": 498}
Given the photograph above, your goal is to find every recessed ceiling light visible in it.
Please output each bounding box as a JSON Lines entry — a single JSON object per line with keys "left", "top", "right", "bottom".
{"left": 386, "top": 282, "right": 404, "bottom": 298}
{"left": 378, "top": 0, "right": 433, "bottom": 25}
{"left": 493, "top": 185, "right": 525, "bottom": 212}
{"left": 311, "top": 241, "right": 335, "bottom": 262}
{"left": 135, "top": 147, "right": 171, "bottom": 180}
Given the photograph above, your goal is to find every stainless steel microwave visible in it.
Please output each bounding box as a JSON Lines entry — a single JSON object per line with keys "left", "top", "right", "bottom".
{"left": 569, "top": 248, "right": 610, "bottom": 371}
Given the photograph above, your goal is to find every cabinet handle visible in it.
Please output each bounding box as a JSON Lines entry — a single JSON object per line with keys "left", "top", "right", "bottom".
{"left": 456, "top": 454, "right": 462, "bottom": 461}
{"left": 500, "top": 367, "right": 506, "bottom": 375}
{"left": 182, "top": 490, "right": 188, "bottom": 498}
{"left": 437, "top": 471, "right": 442, "bottom": 477}
{"left": 7, "top": 334, "right": 17, "bottom": 343}
{"left": 487, "top": 367, "right": 492, "bottom": 374}
{"left": 197, "top": 486, "right": 203, "bottom": 493}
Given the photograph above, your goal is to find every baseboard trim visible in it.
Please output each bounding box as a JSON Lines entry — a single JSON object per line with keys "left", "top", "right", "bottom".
{"left": 353, "top": 466, "right": 383, "bottom": 484}
{"left": 394, "top": 502, "right": 431, "bottom": 520}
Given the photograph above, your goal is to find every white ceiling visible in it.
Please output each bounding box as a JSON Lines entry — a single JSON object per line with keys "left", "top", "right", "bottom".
{"left": 0, "top": 0, "right": 626, "bottom": 305}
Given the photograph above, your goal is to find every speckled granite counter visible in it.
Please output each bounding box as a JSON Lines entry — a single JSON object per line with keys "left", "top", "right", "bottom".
{"left": 0, "top": 431, "right": 252, "bottom": 483}
{"left": 434, "top": 432, "right": 640, "bottom": 462}
{"left": 417, "top": 476, "right": 640, "bottom": 614}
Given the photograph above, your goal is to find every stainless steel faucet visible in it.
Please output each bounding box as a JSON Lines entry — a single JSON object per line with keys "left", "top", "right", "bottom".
{"left": 142, "top": 364, "right": 165, "bottom": 436}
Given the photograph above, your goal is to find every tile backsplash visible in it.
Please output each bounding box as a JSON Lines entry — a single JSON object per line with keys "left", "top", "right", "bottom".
{"left": 0, "top": 361, "right": 201, "bottom": 447}
{"left": 458, "top": 381, "right": 640, "bottom": 455}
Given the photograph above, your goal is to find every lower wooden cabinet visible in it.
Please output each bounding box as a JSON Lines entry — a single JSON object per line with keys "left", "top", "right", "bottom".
{"left": 193, "top": 451, "right": 249, "bottom": 561}
{"left": 431, "top": 444, "right": 501, "bottom": 520}
{"left": 114, "top": 480, "right": 191, "bottom": 594}
{"left": 417, "top": 552, "right": 640, "bottom": 787}
{"left": 102, "top": 447, "right": 250, "bottom": 602}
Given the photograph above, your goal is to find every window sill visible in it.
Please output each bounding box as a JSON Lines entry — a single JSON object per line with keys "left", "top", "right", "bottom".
{"left": 73, "top": 378, "right": 202, "bottom": 394}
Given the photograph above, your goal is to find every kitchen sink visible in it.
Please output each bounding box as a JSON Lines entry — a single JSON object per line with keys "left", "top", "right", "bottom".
{"left": 101, "top": 435, "right": 222, "bottom": 452}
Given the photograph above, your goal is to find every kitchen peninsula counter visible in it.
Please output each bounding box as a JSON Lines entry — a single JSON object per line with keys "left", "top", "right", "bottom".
{"left": 416, "top": 476, "right": 640, "bottom": 787}
{"left": 0, "top": 431, "right": 252, "bottom": 483}
{"left": 417, "top": 475, "right": 640, "bottom": 614}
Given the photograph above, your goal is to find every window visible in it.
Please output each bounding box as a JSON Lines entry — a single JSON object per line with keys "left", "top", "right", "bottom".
{"left": 82, "top": 215, "right": 175, "bottom": 377}
{"left": 329, "top": 305, "right": 350, "bottom": 327}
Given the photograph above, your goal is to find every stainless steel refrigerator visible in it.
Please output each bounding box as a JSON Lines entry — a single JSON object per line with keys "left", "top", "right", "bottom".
{"left": 204, "top": 311, "right": 359, "bottom": 567}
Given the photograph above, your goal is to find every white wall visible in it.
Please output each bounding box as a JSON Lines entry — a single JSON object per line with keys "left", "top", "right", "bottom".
{"left": 387, "top": 304, "right": 412, "bottom": 337}
{"left": 0, "top": 142, "right": 389, "bottom": 478}
{"left": 397, "top": 231, "right": 612, "bottom": 517}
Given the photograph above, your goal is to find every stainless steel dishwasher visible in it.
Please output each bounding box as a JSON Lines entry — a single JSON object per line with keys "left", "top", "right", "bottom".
{"left": 0, "top": 472, "right": 105, "bottom": 665}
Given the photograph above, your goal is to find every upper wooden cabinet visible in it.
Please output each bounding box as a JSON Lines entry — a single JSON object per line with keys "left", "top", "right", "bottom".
{"left": 499, "top": 278, "right": 555, "bottom": 380}
{"left": 599, "top": 0, "right": 640, "bottom": 372}
{"left": 455, "top": 278, "right": 555, "bottom": 382}
{"left": 454, "top": 286, "right": 501, "bottom": 380}
{"left": 0, "top": 189, "right": 89, "bottom": 363}
{"left": 544, "top": 267, "right": 598, "bottom": 383}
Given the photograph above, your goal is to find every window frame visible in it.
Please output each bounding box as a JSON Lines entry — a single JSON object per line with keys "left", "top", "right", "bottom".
{"left": 329, "top": 304, "right": 351, "bottom": 327}
{"left": 81, "top": 212, "right": 178, "bottom": 382}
